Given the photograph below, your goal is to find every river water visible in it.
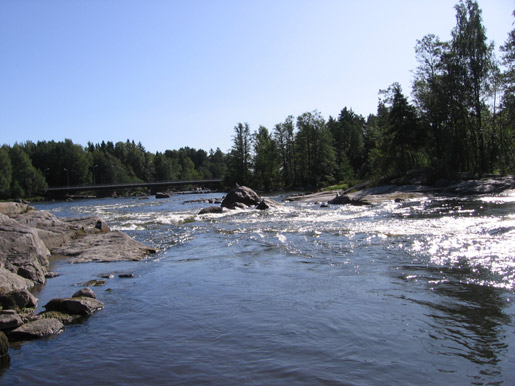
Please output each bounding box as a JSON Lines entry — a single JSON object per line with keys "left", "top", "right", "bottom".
{"left": 2, "top": 191, "right": 515, "bottom": 385}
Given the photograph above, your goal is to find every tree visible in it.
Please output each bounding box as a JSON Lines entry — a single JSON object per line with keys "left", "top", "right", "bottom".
{"left": 273, "top": 116, "right": 297, "bottom": 188}
{"left": 381, "top": 83, "right": 422, "bottom": 173}
{"left": 9, "top": 145, "right": 47, "bottom": 197}
{"left": 295, "top": 111, "right": 335, "bottom": 187}
{"left": 413, "top": 34, "right": 452, "bottom": 172}
{"left": 252, "top": 126, "right": 280, "bottom": 191}
{"left": 448, "top": 0, "right": 496, "bottom": 173}
{"left": 225, "top": 122, "right": 252, "bottom": 186}
{"left": 328, "top": 108, "right": 366, "bottom": 181}
{"left": 499, "top": 10, "right": 515, "bottom": 173}
{"left": 0, "top": 146, "right": 12, "bottom": 198}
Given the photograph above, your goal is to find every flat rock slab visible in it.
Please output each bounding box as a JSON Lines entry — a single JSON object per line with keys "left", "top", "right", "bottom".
{"left": 44, "top": 297, "right": 104, "bottom": 316}
{"left": 9, "top": 318, "right": 64, "bottom": 341}
{"left": 51, "top": 230, "right": 157, "bottom": 263}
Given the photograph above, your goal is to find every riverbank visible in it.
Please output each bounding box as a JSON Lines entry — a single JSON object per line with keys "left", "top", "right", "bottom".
{"left": 0, "top": 202, "right": 157, "bottom": 362}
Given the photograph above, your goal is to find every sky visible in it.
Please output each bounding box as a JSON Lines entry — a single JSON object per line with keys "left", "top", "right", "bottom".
{"left": 1, "top": 0, "right": 513, "bottom": 154}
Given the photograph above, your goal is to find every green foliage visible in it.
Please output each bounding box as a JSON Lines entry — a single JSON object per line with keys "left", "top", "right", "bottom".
{"left": 225, "top": 122, "right": 252, "bottom": 187}
{"left": 0, "top": 146, "right": 12, "bottom": 198}
{"left": 9, "top": 145, "right": 47, "bottom": 198}
{"left": 252, "top": 126, "right": 280, "bottom": 191}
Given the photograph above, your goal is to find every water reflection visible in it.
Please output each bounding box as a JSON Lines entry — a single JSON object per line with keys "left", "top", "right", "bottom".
{"left": 399, "top": 265, "right": 511, "bottom": 381}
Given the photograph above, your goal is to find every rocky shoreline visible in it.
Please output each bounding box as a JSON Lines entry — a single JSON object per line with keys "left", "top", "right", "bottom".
{"left": 0, "top": 202, "right": 156, "bottom": 366}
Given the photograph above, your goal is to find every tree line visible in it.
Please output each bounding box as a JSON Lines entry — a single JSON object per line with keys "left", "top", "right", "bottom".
{"left": 0, "top": 140, "right": 227, "bottom": 199}
{"left": 1, "top": 0, "right": 513, "bottom": 199}
{"left": 226, "top": 0, "right": 514, "bottom": 190}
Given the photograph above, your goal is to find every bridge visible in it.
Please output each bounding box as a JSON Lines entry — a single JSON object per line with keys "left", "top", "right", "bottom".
{"left": 46, "top": 179, "right": 222, "bottom": 198}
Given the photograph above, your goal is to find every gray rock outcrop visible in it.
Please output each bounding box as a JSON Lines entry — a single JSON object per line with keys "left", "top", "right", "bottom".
{"left": 0, "top": 202, "right": 156, "bottom": 290}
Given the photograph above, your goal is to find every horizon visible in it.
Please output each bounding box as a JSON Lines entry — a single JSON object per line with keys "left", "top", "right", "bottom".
{"left": 1, "top": 0, "right": 513, "bottom": 154}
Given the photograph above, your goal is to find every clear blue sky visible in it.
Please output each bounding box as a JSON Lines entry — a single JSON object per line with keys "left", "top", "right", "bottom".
{"left": 1, "top": 0, "right": 513, "bottom": 153}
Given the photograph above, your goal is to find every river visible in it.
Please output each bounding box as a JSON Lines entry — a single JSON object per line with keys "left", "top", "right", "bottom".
{"left": 2, "top": 191, "right": 515, "bottom": 385}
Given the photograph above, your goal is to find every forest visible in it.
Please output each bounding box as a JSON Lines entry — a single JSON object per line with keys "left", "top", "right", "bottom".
{"left": 0, "top": 0, "right": 514, "bottom": 199}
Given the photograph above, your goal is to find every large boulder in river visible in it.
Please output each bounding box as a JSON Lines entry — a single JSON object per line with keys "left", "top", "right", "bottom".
{"left": 221, "top": 185, "right": 261, "bottom": 209}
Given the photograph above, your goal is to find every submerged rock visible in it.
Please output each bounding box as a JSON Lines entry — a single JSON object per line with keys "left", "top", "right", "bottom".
{"left": 198, "top": 206, "right": 224, "bottom": 215}
{"left": 82, "top": 279, "right": 107, "bottom": 287}
{"left": 9, "top": 318, "right": 64, "bottom": 341}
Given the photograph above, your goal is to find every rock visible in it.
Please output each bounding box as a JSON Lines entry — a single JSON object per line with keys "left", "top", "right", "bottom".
{"left": 82, "top": 279, "right": 107, "bottom": 287}
{"left": 256, "top": 198, "right": 282, "bottom": 210}
{"left": 9, "top": 318, "right": 64, "bottom": 341}
{"left": 328, "top": 194, "right": 367, "bottom": 206}
{"left": 95, "top": 219, "right": 110, "bottom": 233}
{"left": 52, "top": 230, "right": 157, "bottom": 263}
{"left": 99, "top": 273, "right": 114, "bottom": 279}
{"left": 45, "top": 271, "right": 60, "bottom": 279}
{"left": 0, "top": 331, "right": 9, "bottom": 365}
{"left": 198, "top": 206, "right": 224, "bottom": 215}
{"left": 0, "top": 311, "right": 23, "bottom": 331}
{"left": 155, "top": 192, "right": 171, "bottom": 199}
{"left": 38, "top": 311, "right": 78, "bottom": 325}
{"left": 72, "top": 287, "right": 96, "bottom": 299}
{"left": 328, "top": 194, "right": 352, "bottom": 205}
{"left": 9, "top": 209, "right": 76, "bottom": 250}
{"left": 0, "top": 212, "right": 51, "bottom": 287}
{"left": 0, "top": 202, "right": 31, "bottom": 216}
{"left": 232, "top": 202, "right": 247, "bottom": 209}
{"left": 0, "top": 289, "right": 38, "bottom": 310}
{"left": 0, "top": 268, "right": 33, "bottom": 292}
{"left": 44, "top": 297, "right": 104, "bottom": 316}
{"left": 221, "top": 186, "right": 261, "bottom": 209}
{"left": 118, "top": 273, "right": 134, "bottom": 278}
